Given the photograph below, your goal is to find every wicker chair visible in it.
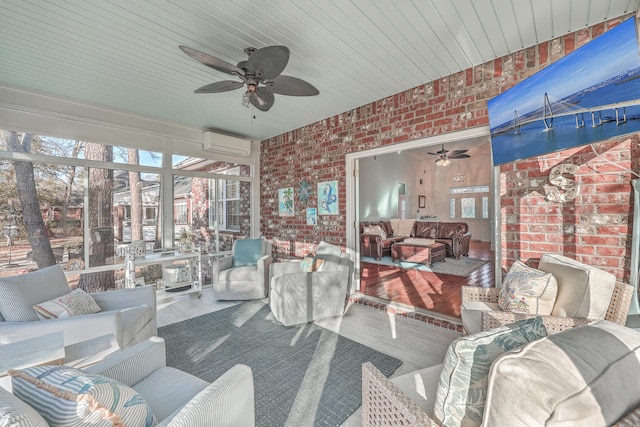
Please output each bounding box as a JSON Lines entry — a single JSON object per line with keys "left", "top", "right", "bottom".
{"left": 461, "top": 281, "right": 634, "bottom": 335}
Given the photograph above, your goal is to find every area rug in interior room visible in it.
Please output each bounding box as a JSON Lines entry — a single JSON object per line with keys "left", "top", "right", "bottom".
{"left": 362, "top": 255, "right": 489, "bottom": 276}
{"left": 158, "top": 300, "right": 402, "bottom": 427}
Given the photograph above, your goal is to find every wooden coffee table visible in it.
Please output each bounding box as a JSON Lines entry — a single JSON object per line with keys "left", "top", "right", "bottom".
{"left": 391, "top": 241, "right": 446, "bottom": 267}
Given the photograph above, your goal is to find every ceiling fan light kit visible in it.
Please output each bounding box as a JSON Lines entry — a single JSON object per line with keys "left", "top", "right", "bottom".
{"left": 429, "top": 143, "right": 470, "bottom": 167}
{"left": 180, "top": 45, "right": 319, "bottom": 111}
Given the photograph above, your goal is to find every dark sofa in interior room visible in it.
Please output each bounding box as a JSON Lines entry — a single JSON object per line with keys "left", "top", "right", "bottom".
{"left": 359, "top": 220, "right": 406, "bottom": 260}
{"left": 411, "top": 221, "right": 472, "bottom": 259}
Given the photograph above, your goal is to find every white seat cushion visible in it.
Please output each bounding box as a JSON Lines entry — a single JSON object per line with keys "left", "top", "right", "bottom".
{"left": 218, "top": 265, "right": 257, "bottom": 281}
{"left": 133, "top": 367, "right": 208, "bottom": 421}
{"left": 391, "top": 364, "right": 442, "bottom": 419}
{"left": 460, "top": 300, "right": 501, "bottom": 335}
{"left": 538, "top": 253, "right": 616, "bottom": 319}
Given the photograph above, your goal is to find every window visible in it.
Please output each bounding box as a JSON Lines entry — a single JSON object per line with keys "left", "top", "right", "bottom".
{"left": 175, "top": 199, "right": 188, "bottom": 224}
{"left": 461, "top": 198, "right": 475, "bottom": 218}
{"left": 449, "top": 198, "right": 456, "bottom": 218}
{"left": 482, "top": 196, "right": 489, "bottom": 219}
{"left": 215, "top": 173, "right": 240, "bottom": 231}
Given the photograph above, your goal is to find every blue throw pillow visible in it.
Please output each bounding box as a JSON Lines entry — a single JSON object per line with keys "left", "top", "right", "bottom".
{"left": 233, "top": 239, "right": 263, "bottom": 267}
{"left": 434, "top": 316, "right": 548, "bottom": 426}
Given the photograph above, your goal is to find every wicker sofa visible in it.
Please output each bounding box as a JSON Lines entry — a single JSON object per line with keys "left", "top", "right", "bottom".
{"left": 411, "top": 220, "right": 472, "bottom": 259}
{"left": 363, "top": 319, "right": 640, "bottom": 426}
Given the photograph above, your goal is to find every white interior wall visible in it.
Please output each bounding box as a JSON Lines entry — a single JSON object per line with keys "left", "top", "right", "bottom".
{"left": 359, "top": 153, "right": 418, "bottom": 220}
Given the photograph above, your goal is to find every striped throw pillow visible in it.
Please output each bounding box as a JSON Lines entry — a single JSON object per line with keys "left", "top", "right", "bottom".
{"left": 10, "top": 366, "right": 157, "bottom": 427}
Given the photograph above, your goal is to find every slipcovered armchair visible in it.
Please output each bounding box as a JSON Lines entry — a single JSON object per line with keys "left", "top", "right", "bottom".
{"left": 0, "top": 264, "right": 156, "bottom": 351}
{"left": 270, "top": 241, "right": 353, "bottom": 326}
{"left": 5, "top": 336, "right": 255, "bottom": 426}
{"left": 461, "top": 253, "right": 634, "bottom": 335}
{"left": 211, "top": 238, "right": 272, "bottom": 300}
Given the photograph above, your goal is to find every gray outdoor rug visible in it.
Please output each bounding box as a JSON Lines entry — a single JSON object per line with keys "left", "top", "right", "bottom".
{"left": 362, "top": 255, "right": 489, "bottom": 276}
{"left": 158, "top": 300, "right": 402, "bottom": 427}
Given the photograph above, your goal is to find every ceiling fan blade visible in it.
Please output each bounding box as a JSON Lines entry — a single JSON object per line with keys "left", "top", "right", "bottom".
{"left": 450, "top": 149, "right": 468, "bottom": 154}
{"left": 179, "top": 45, "right": 245, "bottom": 77}
{"left": 247, "top": 46, "right": 290, "bottom": 79}
{"left": 194, "top": 81, "right": 244, "bottom": 93}
{"left": 449, "top": 154, "right": 470, "bottom": 159}
{"left": 265, "top": 75, "right": 319, "bottom": 96}
{"left": 250, "top": 88, "right": 275, "bottom": 111}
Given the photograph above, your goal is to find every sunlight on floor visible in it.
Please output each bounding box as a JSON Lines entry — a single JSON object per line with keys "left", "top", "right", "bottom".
{"left": 284, "top": 328, "right": 339, "bottom": 426}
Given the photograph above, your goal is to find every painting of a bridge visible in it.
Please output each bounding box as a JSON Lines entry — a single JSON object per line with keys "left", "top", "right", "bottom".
{"left": 489, "top": 16, "right": 640, "bottom": 166}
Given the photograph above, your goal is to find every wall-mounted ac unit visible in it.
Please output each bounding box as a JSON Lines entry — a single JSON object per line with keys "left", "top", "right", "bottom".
{"left": 203, "top": 131, "right": 251, "bottom": 157}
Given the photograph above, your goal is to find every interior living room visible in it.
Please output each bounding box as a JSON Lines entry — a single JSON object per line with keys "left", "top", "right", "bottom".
{"left": 2, "top": 2, "right": 640, "bottom": 426}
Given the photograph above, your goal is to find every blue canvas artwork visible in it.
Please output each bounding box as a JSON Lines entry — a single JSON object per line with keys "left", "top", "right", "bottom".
{"left": 488, "top": 17, "right": 640, "bottom": 165}
{"left": 306, "top": 208, "right": 318, "bottom": 225}
{"left": 278, "top": 187, "right": 294, "bottom": 217}
{"left": 318, "top": 180, "right": 338, "bottom": 215}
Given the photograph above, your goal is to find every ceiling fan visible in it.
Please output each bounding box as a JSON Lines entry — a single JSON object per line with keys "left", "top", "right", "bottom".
{"left": 179, "top": 45, "right": 319, "bottom": 112}
{"left": 427, "top": 144, "right": 470, "bottom": 166}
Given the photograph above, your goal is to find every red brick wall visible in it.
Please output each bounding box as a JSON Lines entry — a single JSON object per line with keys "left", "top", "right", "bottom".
{"left": 261, "top": 15, "right": 637, "bottom": 281}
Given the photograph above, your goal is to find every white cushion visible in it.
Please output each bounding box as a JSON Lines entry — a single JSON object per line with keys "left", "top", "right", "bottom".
{"left": 460, "top": 300, "right": 501, "bottom": 335}
{"left": 484, "top": 320, "right": 640, "bottom": 426}
{"left": 0, "top": 387, "right": 48, "bottom": 426}
{"left": 120, "top": 305, "right": 155, "bottom": 348}
{"left": 498, "top": 260, "right": 558, "bottom": 315}
{"left": 33, "top": 288, "right": 102, "bottom": 320}
{"left": 391, "top": 364, "right": 442, "bottom": 418}
{"left": 10, "top": 365, "right": 157, "bottom": 426}
{"left": 538, "top": 253, "right": 616, "bottom": 319}
{"left": 0, "top": 265, "right": 70, "bottom": 322}
{"left": 315, "top": 241, "right": 343, "bottom": 271}
{"left": 218, "top": 265, "right": 257, "bottom": 281}
{"left": 434, "top": 317, "right": 547, "bottom": 427}
{"left": 133, "top": 367, "right": 208, "bottom": 421}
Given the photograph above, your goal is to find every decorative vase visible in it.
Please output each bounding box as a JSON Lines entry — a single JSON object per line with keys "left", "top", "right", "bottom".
{"left": 129, "top": 241, "right": 146, "bottom": 258}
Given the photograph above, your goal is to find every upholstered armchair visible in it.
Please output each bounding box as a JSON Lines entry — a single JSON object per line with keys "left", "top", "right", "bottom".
{"left": 4, "top": 336, "right": 255, "bottom": 426}
{"left": 211, "top": 238, "right": 272, "bottom": 300}
{"left": 0, "top": 264, "right": 157, "bottom": 351}
{"left": 270, "top": 241, "right": 354, "bottom": 326}
{"left": 461, "top": 253, "right": 634, "bottom": 335}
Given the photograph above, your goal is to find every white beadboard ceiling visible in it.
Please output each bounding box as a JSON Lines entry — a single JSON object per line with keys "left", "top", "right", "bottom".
{"left": 1, "top": 0, "right": 638, "bottom": 142}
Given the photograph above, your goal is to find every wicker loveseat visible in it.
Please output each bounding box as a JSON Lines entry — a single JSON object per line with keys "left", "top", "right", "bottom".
{"left": 461, "top": 253, "right": 634, "bottom": 335}
{"left": 363, "top": 319, "right": 640, "bottom": 426}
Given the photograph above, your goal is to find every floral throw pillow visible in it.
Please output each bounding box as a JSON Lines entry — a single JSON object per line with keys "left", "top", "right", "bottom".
{"left": 498, "top": 260, "right": 558, "bottom": 315}
{"left": 434, "top": 316, "right": 548, "bottom": 427}
{"left": 34, "top": 288, "right": 102, "bottom": 320}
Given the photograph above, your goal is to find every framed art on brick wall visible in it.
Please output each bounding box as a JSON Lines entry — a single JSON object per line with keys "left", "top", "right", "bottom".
{"left": 318, "top": 180, "right": 338, "bottom": 215}
{"left": 278, "top": 187, "right": 294, "bottom": 217}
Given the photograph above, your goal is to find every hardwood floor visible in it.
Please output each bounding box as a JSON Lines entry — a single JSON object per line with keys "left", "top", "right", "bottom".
{"left": 359, "top": 240, "right": 495, "bottom": 318}
{"left": 156, "top": 286, "right": 461, "bottom": 426}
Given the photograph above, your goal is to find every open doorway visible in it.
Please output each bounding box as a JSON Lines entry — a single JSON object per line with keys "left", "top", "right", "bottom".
{"left": 345, "top": 128, "right": 497, "bottom": 319}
